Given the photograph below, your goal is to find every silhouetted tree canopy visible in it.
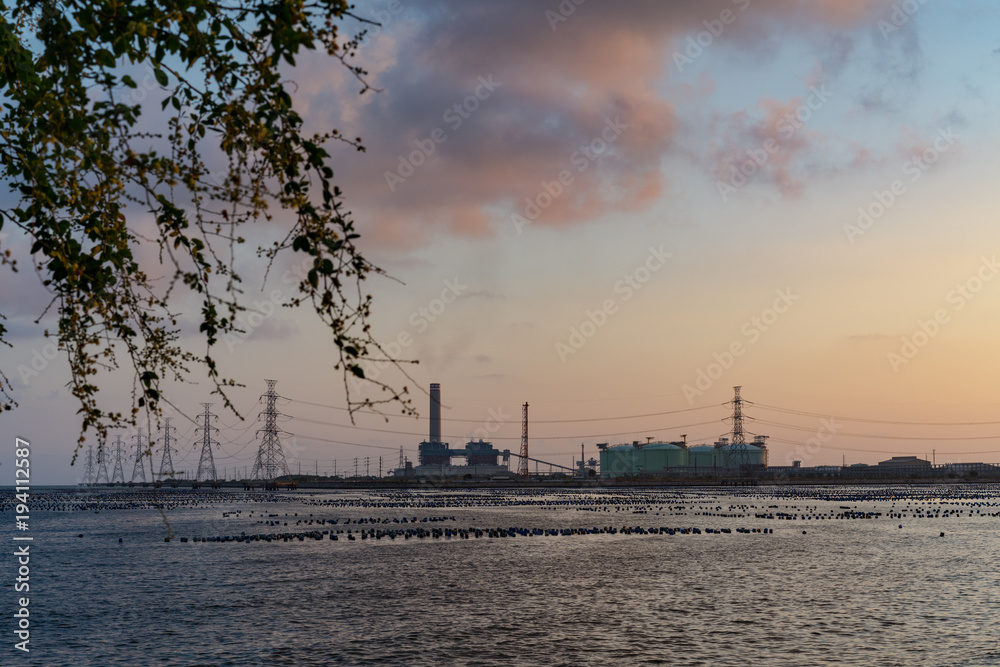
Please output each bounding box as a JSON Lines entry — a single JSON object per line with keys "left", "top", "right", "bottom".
{"left": 0, "top": 0, "right": 412, "bottom": 449}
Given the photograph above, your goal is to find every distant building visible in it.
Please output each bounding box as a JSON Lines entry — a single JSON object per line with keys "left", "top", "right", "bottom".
{"left": 878, "top": 456, "right": 931, "bottom": 467}
{"left": 940, "top": 462, "right": 1000, "bottom": 475}
{"left": 599, "top": 437, "right": 768, "bottom": 478}
{"left": 394, "top": 383, "right": 515, "bottom": 479}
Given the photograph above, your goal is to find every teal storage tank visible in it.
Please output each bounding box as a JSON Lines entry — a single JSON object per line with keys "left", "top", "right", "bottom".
{"left": 719, "top": 443, "right": 767, "bottom": 468}
{"left": 689, "top": 444, "right": 722, "bottom": 469}
{"left": 600, "top": 444, "right": 637, "bottom": 478}
{"left": 601, "top": 442, "right": 693, "bottom": 476}
{"left": 638, "top": 442, "right": 688, "bottom": 471}
{"left": 638, "top": 445, "right": 667, "bottom": 473}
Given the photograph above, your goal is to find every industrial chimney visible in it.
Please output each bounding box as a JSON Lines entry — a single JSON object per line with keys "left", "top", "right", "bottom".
{"left": 429, "top": 383, "right": 441, "bottom": 443}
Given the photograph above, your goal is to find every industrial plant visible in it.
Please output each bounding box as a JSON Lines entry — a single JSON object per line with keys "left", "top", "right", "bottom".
{"left": 80, "top": 379, "right": 1000, "bottom": 486}
{"left": 393, "top": 384, "right": 775, "bottom": 480}
{"left": 393, "top": 383, "right": 515, "bottom": 479}
{"left": 598, "top": 435, "right": 769, "bottom": 478}
{"left": 598, "top": 386, "right": 769, "bottom": 478}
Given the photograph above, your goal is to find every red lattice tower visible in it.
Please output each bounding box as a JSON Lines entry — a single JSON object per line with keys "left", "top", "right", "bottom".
{"left": 518, "top": 402, "right": 529, "bottom": 477}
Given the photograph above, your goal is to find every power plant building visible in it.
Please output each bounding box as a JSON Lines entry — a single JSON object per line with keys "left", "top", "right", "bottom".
{"left": 394, "top": 383, "right": 514, "bottom": 479}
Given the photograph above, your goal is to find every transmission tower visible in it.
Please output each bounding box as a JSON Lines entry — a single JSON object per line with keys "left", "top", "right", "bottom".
{"left": 727, "top": 386, "right": 751, "bottom": 471}
{"left": 398, "top": 446, "right": 404, "bottom": 470}
{"left": 157, "top": 417, "right": 176, "bottom": 480}
{"left": 83, "top": 446, "right": 96, "bottom": 485}
{"left": 131, "top": 428, "right": 147, "bottom": 483}
{"left": 95, "top": 444, "right": 110, "bottom": 485}
{"left": 111, "top": 435, "right": 126, "bottom": 483}
{"left": 518, "top": 402, "right": 529, "bottom": 477}
{"left": 251, "top": 379, "right": 290, "bottom": 481}
{"left": 195, "top": 403, "right": 219, "bottom": 482}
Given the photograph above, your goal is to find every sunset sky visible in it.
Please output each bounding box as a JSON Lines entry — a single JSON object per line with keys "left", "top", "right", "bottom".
{"left": 6, "top": 0, "right": 1000, "bottom": 483}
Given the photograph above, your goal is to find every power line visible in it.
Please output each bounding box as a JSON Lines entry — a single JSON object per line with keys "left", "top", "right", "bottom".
{"left": 283, "top": 397, "right": 716, "bottom": 424}
{"left": 755, "top": 418, "right": 1000, "bottom": 441}
{"left": 214, "top": 438, "right": 259, "bottom": 459}
{"left": 764, "top": 435, "right": 1000, "bottom": 456}
{"left": 756, "top": 403, "right": 1000, "bottom": 426}
{"left": 284, "top": 414, "right": 724, "bottom": 441}
{"left": 284, "top": 432, "right": 414, "bottom": 452}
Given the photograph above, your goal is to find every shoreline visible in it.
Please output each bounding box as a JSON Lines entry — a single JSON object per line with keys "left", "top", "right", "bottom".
{"left": 10, "top": 475, "right": 1000, "bottom": 492}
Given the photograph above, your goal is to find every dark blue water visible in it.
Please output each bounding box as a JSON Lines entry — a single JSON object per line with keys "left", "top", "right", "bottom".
{"left": 2, "top": 485, "right": 999, "bottom": 666}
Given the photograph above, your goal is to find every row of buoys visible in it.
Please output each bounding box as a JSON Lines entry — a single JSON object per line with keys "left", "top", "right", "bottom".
{"left": 0, "top": 488, "right": 295, "bottom": 513}
{"left": 165, "top": 524, "right": 779, "bottom": 544}
{"left": 17, "top": 486, "right": 1000, "bottom": 545}
{"left": 17, "top": 484, "right": 1000, "bottom": 518}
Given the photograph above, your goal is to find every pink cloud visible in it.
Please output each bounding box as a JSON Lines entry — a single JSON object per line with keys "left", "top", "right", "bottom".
{"left": 706, "top": 95, "right": 824, "bottom": 199}
{"left": 288, "top": 0, "right": 900, "bottom": 248}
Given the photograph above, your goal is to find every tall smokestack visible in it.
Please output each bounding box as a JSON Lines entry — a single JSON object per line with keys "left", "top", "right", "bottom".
{"left": 429, "top": 383, "right": 441, "bottom": 443}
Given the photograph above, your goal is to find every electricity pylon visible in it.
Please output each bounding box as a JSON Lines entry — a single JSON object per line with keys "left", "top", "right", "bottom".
{"left": 195, "top": 403, "right": 219, "bottom": 482}
{"left": 251, "top": 380, "right": 290, "bottom": 481}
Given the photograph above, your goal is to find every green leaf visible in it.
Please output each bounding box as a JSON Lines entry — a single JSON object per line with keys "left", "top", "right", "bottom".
{"left": 95, "top": 49, "right": 115, "bottom": 68}
{"left": 0, "top": 0, "right": 412, "bottom": 464}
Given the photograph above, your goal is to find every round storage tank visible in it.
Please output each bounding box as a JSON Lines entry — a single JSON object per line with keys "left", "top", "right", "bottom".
{"left": 719, "top": 443, "right": 767, "bottom": 468}
{"left": 638, "top": 442, "right": 688, "bottom": 471}
{"left": 689, "top": 445, "right": 722, "bottom": 469}
{"left": 665, "top": 444, "right": 688, "bottom": 468}
{"left": 600, "top": 445, "right": 636, "bottom": 478}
